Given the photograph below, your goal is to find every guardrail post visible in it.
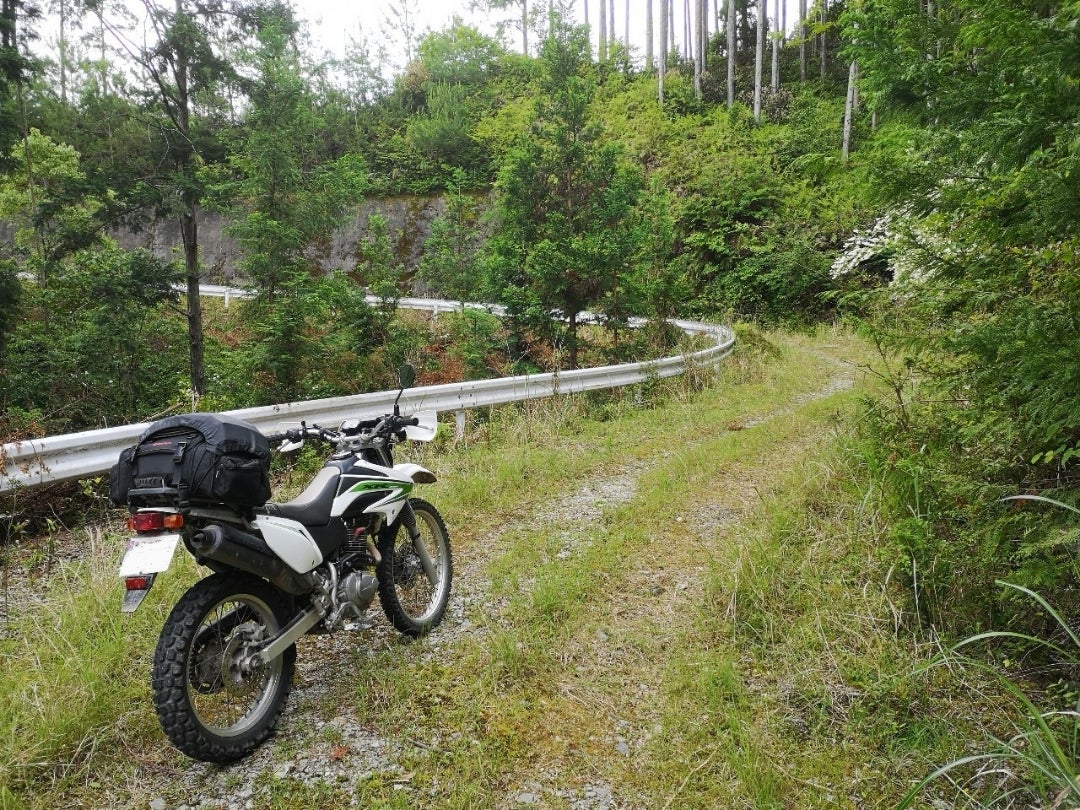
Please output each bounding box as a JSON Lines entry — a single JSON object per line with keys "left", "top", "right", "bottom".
{"left": 455, "top": 410, "right": 466, "bottom": 441}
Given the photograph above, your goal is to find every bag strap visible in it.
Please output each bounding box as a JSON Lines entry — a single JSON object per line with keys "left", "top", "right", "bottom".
{"left": 172, "top": 441, "right": 190, "bottom": 512}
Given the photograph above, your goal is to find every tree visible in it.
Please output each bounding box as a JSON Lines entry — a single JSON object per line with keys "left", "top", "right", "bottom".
{"left": 659, "top": 0, "right": 668, "bottom": 104}
{"left": 206, "top": 10, "right": 367, "bottom": 406}
{"left": 634, "top": 179, "right": 687, "bottom": 332}
{"left": 382, "top": 0, "right": 420, "bottom": 66}
{"left": 770, "top": 0, "right": 779, "bottom": 91}
{"left": 476, "top": 0, "right": 530, "bottom": 55}
{"left": 726, "top": 0, "right": 735, "bottom": 107}
{"left": 841, "top": 0, "right": 1080, "bottom": 631}
{"left": 404, "top": 23, "right": 507, "bottom": 181}
{"left": 799, "top": 0, "right": 807, "bottom": 80}
{"left": 693, "top": 0, "right": 704, "bottom": 99}
{"left": 841, "top": 57, "right": 856, "bottom": 161}
{"left": 211, "top": 12, "right": 367, "bottom": 301}
{"left": 0, "top": 258, "right": 19, "bottom": 357}
{"left": 417, "top": 174, "right": 487, "bottom": 308}
{"left": 1, "top": 245, "right": 183, "bottom": 431}
{"left": 101, "top": 0, "right": 242, "bottom": 399}
{"left": 599, "top": 0, "right": 607, "bottom": 59}
{"left": 0, "top": 129, "right": 111, "bottom": 279}
{"left": 486, "top": 17, "right": 644, "bottom": 369}
{"left": 819, "top": 0, "right": 828, "bottom": 79}
{"left": 645, "top": 0, "right": 653, "bottom": 70}
{"left": 0, "top": 0, "right": 37, "bottom": 168}
{"left": 357, "top": 211, "right": 405, "bottom": 338}
{"left": 753, "top": 0, "right": 764, "bottom": 120}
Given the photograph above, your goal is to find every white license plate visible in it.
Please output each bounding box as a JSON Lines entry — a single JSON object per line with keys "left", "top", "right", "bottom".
{"left": 119, "top": 533, "right": 180, "bottom": 578}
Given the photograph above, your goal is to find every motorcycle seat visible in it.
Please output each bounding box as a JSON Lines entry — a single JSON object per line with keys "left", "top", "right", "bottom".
{"left": 260, "top": 466, "right": 340, "bottom": 525}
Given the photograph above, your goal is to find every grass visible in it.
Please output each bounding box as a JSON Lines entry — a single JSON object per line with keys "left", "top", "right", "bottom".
{"left": 0, "top": 527, "right": 200, "bottom": 805}
{"left": 0, "top": 325, "right": 1018, "bottom": 808}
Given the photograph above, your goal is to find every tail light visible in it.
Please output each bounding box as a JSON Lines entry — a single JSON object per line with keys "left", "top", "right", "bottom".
{"left": 126, "top": 513, "right": 184, "bottom": 532}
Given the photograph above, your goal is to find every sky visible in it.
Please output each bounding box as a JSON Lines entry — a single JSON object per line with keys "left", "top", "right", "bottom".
{"left": 291, "top": 0, "right": 806, "bottom": 73}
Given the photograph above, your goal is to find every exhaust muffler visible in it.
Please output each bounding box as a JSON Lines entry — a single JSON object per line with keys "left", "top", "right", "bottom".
{"left": 191, "top": 524, "right": 314, "bottom": 596}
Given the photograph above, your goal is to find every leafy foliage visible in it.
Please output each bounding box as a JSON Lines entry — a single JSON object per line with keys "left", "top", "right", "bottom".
{"left": 842, "top": 0, "right": 1080, "bottom": 633}
{"left": 417, "top": 174, "right": 488, "bottom": 306}
{"left": 0, "top": 246, "right": 184, "bottom": 433}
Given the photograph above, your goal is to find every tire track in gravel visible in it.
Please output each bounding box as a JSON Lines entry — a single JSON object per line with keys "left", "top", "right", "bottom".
{"left": 484, "top": 356, "right": 857, "bottom": 810}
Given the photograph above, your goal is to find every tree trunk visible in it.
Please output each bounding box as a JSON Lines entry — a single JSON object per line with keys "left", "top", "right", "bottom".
{"left": 726, "top": 0, "right": 735, "bottom": 107}
{"left": 700, "top": 0, "right": 707, "bottom": 74}
{"left": 819, "top": 0, "right": 827, "bottom": 80}
{"left": 684, "top": 0, "right": 691, "bottom": 59}
{"left": 599, "top": 0, "right": 607, "bottom": 59}
{"left": 693, "top": 0, "right": 702, "bottom": 98}
{"left": 584, "top": 0, "right": 591, "bottom": 58}
{"left": 646, "top": 0, "right": 654, "bottom": 69}
{"left": 58, "top": 0, "right": 68, "bottom": 105}
{"left": 522, "top": 0, "right": 529, "bottom": 55}
{"left": 174, "top": 0, "right": 205, "bottom": 398}
{"left": 753, "top": 2, "right": 764, "bottom": 120}
{"left": 1, "top": 0, "right": 15, "bottom": 51}
{"left": 609, "top": 0, "right": 615, "bottom": 54}
{"left": 668, "top": 0, "right": 674, "bottom": 52}
{"left": 658, "top": 0, "right": 667, "bottom": 103}
{"left": 770, "top": 0, "right": 779, "bottom": 91}
{"left": 799, "top": 0, "right": 807, "bottom": 80}
{"left": 841, "top": 58, "right": 856, "bottom": 162}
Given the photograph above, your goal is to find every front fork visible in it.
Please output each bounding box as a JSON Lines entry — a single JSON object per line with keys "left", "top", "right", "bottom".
{"left": 399, "top": 500, "right": 439, "bottom": 587}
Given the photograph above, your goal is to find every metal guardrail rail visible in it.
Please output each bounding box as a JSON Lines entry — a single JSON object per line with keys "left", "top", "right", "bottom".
{"left": 1, "top": 294, "right": 734, "bottom": 493}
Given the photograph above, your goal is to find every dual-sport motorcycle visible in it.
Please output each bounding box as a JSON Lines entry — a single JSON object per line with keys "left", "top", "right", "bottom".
{"left": 111, "top": 367, "right": 452, "bottom": 762}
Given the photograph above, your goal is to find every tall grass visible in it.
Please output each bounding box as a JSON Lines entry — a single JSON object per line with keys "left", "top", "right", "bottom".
{"left": 897, "top": 497, "right": 1080, "bottom": 808}
{"left": 0, "top": 528, "right": 195, "bottom": 803}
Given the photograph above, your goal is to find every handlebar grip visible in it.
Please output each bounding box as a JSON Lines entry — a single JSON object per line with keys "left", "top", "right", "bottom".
{"left": 404, "top": 417, "right": 420, "bottom": 427}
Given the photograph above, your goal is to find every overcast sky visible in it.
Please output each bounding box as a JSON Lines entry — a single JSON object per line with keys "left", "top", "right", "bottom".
{"left": 292, "top": 0, "right": 805, "bottom": 72}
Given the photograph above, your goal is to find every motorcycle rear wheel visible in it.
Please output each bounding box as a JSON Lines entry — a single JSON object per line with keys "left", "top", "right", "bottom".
{"left": 152, "top": 572, "right": 295, "bottom": 762}
{"left": 377, "top": 497, "right": 452, "bottom": 637}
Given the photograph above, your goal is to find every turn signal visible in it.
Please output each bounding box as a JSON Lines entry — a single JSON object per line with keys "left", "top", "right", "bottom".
{"left": 163, "top": 514, "right": 184, "bottom": 530}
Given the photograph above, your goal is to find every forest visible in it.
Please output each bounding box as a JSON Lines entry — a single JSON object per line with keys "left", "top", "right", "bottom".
{"left": 2, "top": 0, "right": 1080, "bottom": 803}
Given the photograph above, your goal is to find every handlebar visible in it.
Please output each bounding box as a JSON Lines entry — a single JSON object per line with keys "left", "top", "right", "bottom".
{"left": 266, "top": 414, "right": 420, "bottom": 449}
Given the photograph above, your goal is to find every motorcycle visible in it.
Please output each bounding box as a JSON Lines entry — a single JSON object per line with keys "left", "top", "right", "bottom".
{"left": 113, "top": 366, "right": 452, "bottom": 762}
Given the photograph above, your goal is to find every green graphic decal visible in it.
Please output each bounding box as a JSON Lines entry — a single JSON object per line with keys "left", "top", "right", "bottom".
{"left": 346, "top": 479, "right": 413, "bottom": 504}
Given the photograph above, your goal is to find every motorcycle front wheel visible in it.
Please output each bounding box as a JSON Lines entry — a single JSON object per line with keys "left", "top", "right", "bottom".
{"left": 151, "top": 572, "right": 296, "bottom": 762}
{"left": 377, "top": 497, "right": 453, "bottom": 637}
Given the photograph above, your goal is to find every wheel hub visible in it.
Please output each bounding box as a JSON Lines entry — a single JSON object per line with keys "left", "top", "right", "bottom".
{"left": 396, "top": 549, "right": 423, "bottom": 588}
{"left": 219, "top": 621, "right": 267, "bottom": 698}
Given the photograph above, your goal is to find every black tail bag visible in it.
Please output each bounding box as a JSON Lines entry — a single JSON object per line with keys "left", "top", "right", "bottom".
{"left": 109, "top": 413, "right": 271, "bottom": 508}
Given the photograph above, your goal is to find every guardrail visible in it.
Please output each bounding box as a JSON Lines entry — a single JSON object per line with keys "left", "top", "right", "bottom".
{"left": 1, "top": 295, "right": 734, "bottom": 493}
